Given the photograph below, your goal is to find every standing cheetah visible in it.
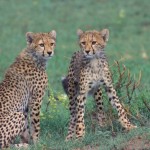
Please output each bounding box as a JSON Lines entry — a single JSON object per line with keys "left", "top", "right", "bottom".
{"left": 62, "top": 29, "right": 136, "bottom": 140}
{"left": 0, "top": 30, "right": 56, "bottom": 148}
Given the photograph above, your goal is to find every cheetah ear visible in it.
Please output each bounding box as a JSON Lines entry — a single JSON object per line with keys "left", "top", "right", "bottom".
{"left": 50, "top": 30, "right": 56, "bottom": 39}
{"left": 100, "top": 29, "right": 109, "bottom": 42}
{"left": 77, "top": 29, "right": 84, "bottom": 37}
{"left": 26, "top": 32, "right": 34, "bottom": 44}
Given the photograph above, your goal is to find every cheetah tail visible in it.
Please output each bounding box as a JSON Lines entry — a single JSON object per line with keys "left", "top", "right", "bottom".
{"left": 61, "top": 76, "right": 69, "bottom": 95}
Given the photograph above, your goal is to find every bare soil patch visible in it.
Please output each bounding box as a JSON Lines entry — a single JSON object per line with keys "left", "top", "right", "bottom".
{"left": 121, "top": 134, "right": 150, "bottom": 150}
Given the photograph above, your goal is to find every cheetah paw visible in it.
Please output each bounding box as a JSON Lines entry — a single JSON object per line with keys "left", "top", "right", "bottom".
{"left": 14, "top": 143, "right": 29, "bottom": 149}
{"left": 127, "top": 124, "right": 137, "bottom": 130}
{"left": 65, "top": 135, "right": 74, "bottom": 141}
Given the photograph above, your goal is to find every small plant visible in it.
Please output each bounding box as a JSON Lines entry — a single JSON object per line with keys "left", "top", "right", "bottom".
{"left": 112, "top": 60, "right": 141, "bottom": 103}
{"left": 43, "top": 84, "right": 69, "bottom": 119}
{"left": 104, "top": 60, "right": 142, "bottom": 130}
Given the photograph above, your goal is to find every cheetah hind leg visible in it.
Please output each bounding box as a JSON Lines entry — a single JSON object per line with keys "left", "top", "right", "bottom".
{"left": 65, "top": 100, "right": 77, "bottom": 141}
{"left": 0, "top": 112, "right": 25, "bottom": 149}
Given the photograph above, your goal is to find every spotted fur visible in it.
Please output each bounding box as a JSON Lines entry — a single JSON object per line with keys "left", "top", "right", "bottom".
{"left": 62, "top": 29, "right": 136, "bottom": 140}
{"left": 0, "top": 30, "right": 56, "bottom": 148}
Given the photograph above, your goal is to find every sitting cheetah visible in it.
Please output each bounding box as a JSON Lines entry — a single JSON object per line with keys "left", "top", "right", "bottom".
{"left": 0, "top": 30, "right": 56, "bottom": 148}
{"left": 62, "top": 29, "right": 136, "bottom": 140}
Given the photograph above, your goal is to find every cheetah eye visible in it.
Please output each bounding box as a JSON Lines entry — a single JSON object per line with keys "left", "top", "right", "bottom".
{"left": 39, "top": 43, "right": 44, "bottom": 47}
{"left": 50, "top": 43, "right": 54, "bottom": 46}
{"left": 81, "top": 42, "right": 86, "bottom": 45}
{"left": 92, "top": 41, "right": 97, "bottom": 45}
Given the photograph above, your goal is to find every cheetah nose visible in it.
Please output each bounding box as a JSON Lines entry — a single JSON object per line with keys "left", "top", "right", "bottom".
{"left": 47, "top": 51, "right": 52, "bottom": 56}
{"left": 85, "top": 50, "right": 90, "bottom": 54}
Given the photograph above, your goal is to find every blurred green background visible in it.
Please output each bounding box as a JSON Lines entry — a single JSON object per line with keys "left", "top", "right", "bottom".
{"left": 0, "top": 0, "right": 150, "bottom": 149}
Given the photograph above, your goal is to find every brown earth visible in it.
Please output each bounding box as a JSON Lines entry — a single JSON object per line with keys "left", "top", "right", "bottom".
{"left": 74, "top": 134, "right": 150, "bottom": 150}
{"left": 121, "top": 134, "right": 150, "bottom": 150}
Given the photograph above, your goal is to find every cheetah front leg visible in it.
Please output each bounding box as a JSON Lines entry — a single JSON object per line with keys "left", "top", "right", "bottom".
{"left": 66, "top": 78, "right": 88, "bottom": 140}
{"left": 75, "top": 92, "right": 87, "bottom": 139}
{"left": 75, "top": 76, "right": 90, "bottom": 139}
{"left": 94, "top": 88, "right": 106, "bottom": 126}
{"left": 30, "top": 101, "right": 42, "bottom": 143}
{"left": 20, "top": 108, "right": 30, "bottom": 144}
{"left": 66, "top": 80, "right": 77, "bottom": 141}
{"left": 29, "top": 89, "right": 45, "bottom": 143}
{"left": 103, "top": 79, "right": 137, "bottom": 130}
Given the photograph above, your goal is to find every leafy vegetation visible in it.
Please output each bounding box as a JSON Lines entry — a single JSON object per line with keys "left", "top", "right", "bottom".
{"left": 0, "top": 0, "right": 150, "bottom": 149}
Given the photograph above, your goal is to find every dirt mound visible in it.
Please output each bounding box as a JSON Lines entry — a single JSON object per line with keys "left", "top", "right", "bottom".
{"left": 122, "top": 134, "right": 150, "bottom": 150}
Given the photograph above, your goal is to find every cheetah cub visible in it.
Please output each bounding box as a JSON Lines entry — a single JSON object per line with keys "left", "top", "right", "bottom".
{"left": 62, "top": 29, "right": 136, "bottom": 140}
{"left": 0, "top": 31, "right": 56, "bottom": 148}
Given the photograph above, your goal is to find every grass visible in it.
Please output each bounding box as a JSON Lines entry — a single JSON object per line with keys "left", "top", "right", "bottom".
{"left": 0, "top": 0, "right": 150, "bottom": 149}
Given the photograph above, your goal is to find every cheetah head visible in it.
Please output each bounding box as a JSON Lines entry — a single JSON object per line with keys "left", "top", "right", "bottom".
{"left": 26, "top": 30, "right": 56, "bottom": 60}
{"left": 77, "top": 29, "right": 109, "bottom": 59}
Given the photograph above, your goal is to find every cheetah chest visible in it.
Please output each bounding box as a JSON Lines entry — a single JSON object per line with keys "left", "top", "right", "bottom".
{"left": 89, "top": 58, "right": 105, "bottom": 80}
{"left": 86, "top": 59, "right": 106, "bottom": 93}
